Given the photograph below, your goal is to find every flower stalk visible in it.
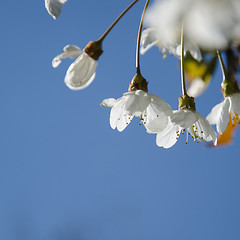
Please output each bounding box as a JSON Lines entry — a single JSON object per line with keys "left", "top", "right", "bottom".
{"left": 178, "top": 26, "right": 196, "bottom": 112}
{"left": 180, "top": 25, "right": 187, "bottom": 97}
{"left": 217, "top": 50, "right": 240, "bottom": 96}
{"left": 136, "top": 0, "right": 150, "bottom": 74}
{"left": 98, "top": 0, "right": 139, "bottom": 43}
{"left": 217, "top": 50, "right": 229, "bottom": 83}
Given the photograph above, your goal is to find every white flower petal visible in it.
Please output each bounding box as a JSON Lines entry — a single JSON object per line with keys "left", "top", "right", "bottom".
{"left": 117, "top": 113, "right": 133, "bottom": 132}
{"left": 100, "top": 98, "right": 117, "bottom": 108}
{"left": 140, "top": 28, "right": 159, "bottom": 54}
{"left": 156, "top": 123, "right": 181, "bottom": 148}
{"left": 187, "top": 77, "right": 209, "bottom": 98}
{"left": 187, "top": 41, "right": 202, "bottom": 62}
{"left": 144, "top": 94, "right": 172, "bottom": 132}
{"left": 206, "top": 101, "right": 224, "bottom": 124}
{"left": 230, "top": 93, "right": 240, "bottom": 116}
{"left": 124, "top": 90, "right": 149, "bottom": 116}
{"left": 45, "top": 0, "right": 67, "bottom": 19}
{"left": 217, "top": 98, "right": 230, "bottom": 134}
{"left": 195, "top": 113, "right": 217, "bottom": 145}
{"left": 64, "top": 53, "right": 97, "bottom": 90}
{"left": 206, "top": 99, "right": 230, "bottom": 134}
{"left": 110, "top": 98, "right": 125, "bottom": 130}
{"left": 148, "top": 93, "right": 173, "bottom": 116}
{"left": 63, "top": 45, "right": 81, "bottom": 52}
{"left": 145, "top": 112, "right": 169, "bottom": 133}
{"left": 52, "top": 45, "right": 83, "bottom": 68}
{"left": 109, "top": 98, "right": 133, "bottom": 132}
{"left": 171, "top": 110, "right": 198, "bottom": 128}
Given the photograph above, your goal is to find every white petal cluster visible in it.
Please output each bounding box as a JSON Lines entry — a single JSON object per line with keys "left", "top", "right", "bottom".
{"left": 206, "top": 93, "right": 240, "bottom": 134}
{"left": 141, "top": 28, "right": 202, "bottom": 62}
{"left": 45, "top": 0, "right": 67, "bottom": 19}
{"left": 156, "top": 110, "right": 217, "bottom": 148}
{"left": 52, "top": 45, "right": 97, "bottom": 90}
{"left": 146, "top": 0, "right": 240, "bottom": 50}
{"left": 101, "top": 91, "right": 218, "bottom": 148}
{"left": 101, "top": 90, "right": 172, "bottom": 132}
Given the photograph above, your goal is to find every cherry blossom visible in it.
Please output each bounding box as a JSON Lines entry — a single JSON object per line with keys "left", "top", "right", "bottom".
{"left": 52, "top": 45, "right": 97, "bottom": 90}
{"left": 101, "top": 90, "right": 172, "bottom": 132}
{"left": 156, "top": 109, "right": 217, "bottom": 148}
{"left": 206, "top": 93, "right": 240, "bottom": 134}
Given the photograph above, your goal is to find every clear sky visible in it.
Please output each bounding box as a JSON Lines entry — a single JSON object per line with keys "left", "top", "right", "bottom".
{"left": 0, "top": 1, "right": 240, "bottom": 240}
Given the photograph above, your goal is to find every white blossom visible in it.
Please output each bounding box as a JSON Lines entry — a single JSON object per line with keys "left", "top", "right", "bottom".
{"left": 101, "top": 90, "right": 172, "bottom": 132}
{"left": 45, "top": 0, "right": 67, "bottom": 19}
{"left": 141, "top": 28, "right": 202, "bottom": 62}
{"left": 206, "top": 93, "right": 240, "bottom": 134}
{"left": 146, "top": 0, "right": 240, "bottom": 50}
{"left": 52, "top": 45, "right": 97, "bottom": 90}
{"left": 156, "top": 109, "right": 217, "bottom": 148}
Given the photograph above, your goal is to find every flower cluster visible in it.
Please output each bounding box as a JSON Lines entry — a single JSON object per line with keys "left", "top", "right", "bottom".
{"left": 101, "top": 89, "right": 217, "bottom": 148}
{"left": 45, "top": 0, "right": 240, "bottom": 148}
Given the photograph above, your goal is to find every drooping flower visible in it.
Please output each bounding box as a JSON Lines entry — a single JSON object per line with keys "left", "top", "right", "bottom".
{"left": 145, "top": 0, "right": 240, "bottom": 50}
{"left": 156, "top": 109, "right": 217, "bottom": 148}
{"left": 101, "top": 89, "right": 172, "bottom": 132}
{"left": 153, "top": 95, "right": 217, "bottom": 148}
{"left": 45, "top": 0, "right": 67, "bottom": 19}
{"left": 140, "top": 28, "right": 202, "bottom": 62}
{"left": 206, "top": 93, "right": 240, "bottom": 134}
{"left": 53, "top": 41, "right": 102, "bottom": 90}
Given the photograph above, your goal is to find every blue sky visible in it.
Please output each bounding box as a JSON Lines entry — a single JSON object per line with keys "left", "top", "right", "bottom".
{"left": 0, "top": 1, "right": 240, "bottom": 240}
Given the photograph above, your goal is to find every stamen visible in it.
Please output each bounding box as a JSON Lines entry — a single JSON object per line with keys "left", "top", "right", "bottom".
{"left": 186, "top": 130, "right": 189, "bottom": 144}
